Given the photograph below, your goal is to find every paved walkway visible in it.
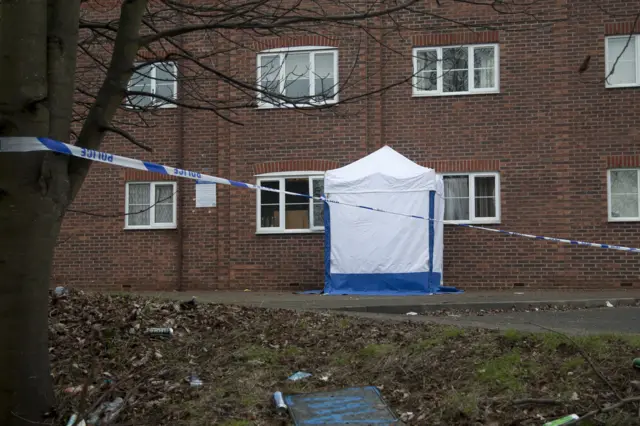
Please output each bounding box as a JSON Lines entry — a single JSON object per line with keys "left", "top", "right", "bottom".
{"left": 146, "top": 289, "right": 640, "bottom": 311}
{"left": 141, "top": 289, "right": 640, "bottom": 335}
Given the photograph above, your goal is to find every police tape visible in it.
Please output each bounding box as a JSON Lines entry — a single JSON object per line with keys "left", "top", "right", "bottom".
{"left": 1, "top": 136, "right": 639, "bottom": 253}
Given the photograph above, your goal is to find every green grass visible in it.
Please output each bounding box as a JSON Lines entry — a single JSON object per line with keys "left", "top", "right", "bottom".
{"left": 358, "top": 343, "right": 395, "bottom": 358}
{"left": 475, "top": 351, "right": 530, "bottom": 393}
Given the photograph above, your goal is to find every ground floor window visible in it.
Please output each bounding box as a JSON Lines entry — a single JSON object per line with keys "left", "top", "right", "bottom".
{"left": 125, "top": 182, "right": 177, "bottom": 229}
{"left": 608, "top": 169, "right": 640, "bottom": 221}
{"left": 256, "top": 173, "right": 324, "bottom": 232}
{"left": 440, "top": 172, "right": 500, "bottom": 224}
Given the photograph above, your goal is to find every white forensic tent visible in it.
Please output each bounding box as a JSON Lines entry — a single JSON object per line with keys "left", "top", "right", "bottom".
{"left": 323, "top": 146, "right": 457, "bottom": 295}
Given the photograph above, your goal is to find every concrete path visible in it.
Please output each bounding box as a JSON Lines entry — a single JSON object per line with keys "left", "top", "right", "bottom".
{"left": 142, "top": 289, "right": 640, "bottom": 335}
{"left": 146, "top": 289, "right": 640, "bottom": 311}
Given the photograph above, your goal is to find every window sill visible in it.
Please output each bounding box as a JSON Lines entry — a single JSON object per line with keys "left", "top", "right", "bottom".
{"left": 444, "top": 220, "right": 501, "bottom": 226}
{"left": 608, "top": 217, "right": 640, "bottom": 223}
{"left": 605, "top": 83, "right": 640, "bottom": 89}
{"left": 122, "top": 103, "right": 178, "bottom": 110}
{"left": 256, "top": 229, "right": 325, "bottom": 235}
{"left": 412, "top": 90, "right": 500, "bottom": 98}
{"left": 256, "top": 100, "right": 338, "bottom": 110}
{"left": 124, "top": 225, "right": 178, "bottom": 230}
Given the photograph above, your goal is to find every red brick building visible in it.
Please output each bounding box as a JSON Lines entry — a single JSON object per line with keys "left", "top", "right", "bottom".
{"left": 53, "top": 1, "right": 640, "bottom": 291}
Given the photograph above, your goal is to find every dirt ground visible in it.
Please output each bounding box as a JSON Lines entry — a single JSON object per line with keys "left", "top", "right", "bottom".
{"left": 50, "top": 291, "right": 640, "bottom": 425}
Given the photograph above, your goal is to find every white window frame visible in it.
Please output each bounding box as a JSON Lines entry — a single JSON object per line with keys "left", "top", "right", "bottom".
{"left": 125, "top": 181, "right": 178, "bottom": 230}
{"left": 255, "top": 171, "right": 325, "bottom": 234}
{"left": 126, "top": 61, "right": 178, "bottom": 109}
{"left": 439, "top": 172, "right": 501, "bottom": 225}
{"left": 256, "top": 46, "right": 339, "bottom": 108}
{"left": 605, "top": 35, "right": 640, "bottom": 88}
{"left": 412, "top": 44, "right": 500, "bottom": 97}
{"left": 607, "top": 168, "right": 640, "bottom": 222}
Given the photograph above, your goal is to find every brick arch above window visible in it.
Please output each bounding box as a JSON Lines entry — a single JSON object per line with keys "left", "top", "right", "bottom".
{"left": 253, "top": 160, "right": 340, "bottom": 175}
{"left": 421, "top": 159, "right": 500, "bottom": 173}
{"left": 253, "top": 35, "right": 340, "bottom": 51}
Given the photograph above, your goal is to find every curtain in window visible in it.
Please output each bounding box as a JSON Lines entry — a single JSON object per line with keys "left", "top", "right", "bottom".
{"left": 607, "top": 38, "right": 637, "bottom": 85}
{"left": 473, "top": 47, "right": 495, "bottom": 89}
{"left": 610, "top": 170, "right": 639, "bottom": 217}
{"left": 314, "top": 53, "right": 335, "bottom": 100}
{"left": 128, "top": 184, "right": 151, "bottom": 226}
{"left": 443, "top": 176, "right": 469, "bottom": 220}
{"left": 284, "top": 53, "right": 310, "bottom": 101}
{"left": 154, "top": 63, "right": 176, "bottom": 101}
{"left": 154, "top": 184, "right": 174, "bottom": 223}
{"left": 312, "top": 179, "right": 324, "bottom": 227}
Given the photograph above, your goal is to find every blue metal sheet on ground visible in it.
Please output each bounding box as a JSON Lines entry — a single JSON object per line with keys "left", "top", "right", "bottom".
{"left": 284, "top": 386, "right": 399, "bottom": 425}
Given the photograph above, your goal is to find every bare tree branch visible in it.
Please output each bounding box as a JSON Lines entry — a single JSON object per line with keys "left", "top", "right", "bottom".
{"left": 100, "top": 123, "right": 152, "bottom": 151}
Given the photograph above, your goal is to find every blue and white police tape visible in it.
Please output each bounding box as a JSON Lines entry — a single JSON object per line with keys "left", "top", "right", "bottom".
{"left": 1, "top": 136, "right": 639, "bottom": 254}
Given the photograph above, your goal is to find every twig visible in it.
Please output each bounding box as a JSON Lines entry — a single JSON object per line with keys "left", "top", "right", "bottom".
{"left": 512, "top": 398, "right": 564, "bottom": 406}
{"left": 528, "top": 322, "right": 624, "bottom": 402}
{"left": 100, "top": 124, "right": 152, "bottom": 152}
{"left": 564, "top": 396, "right": 640, "bottom": 425}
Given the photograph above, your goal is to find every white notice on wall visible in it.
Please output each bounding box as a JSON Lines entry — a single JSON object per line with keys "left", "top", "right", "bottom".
{"left": 195, "top": 182, "right": 217, "bottom": 207}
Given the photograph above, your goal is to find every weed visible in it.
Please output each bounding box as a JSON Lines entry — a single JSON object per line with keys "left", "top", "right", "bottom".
{"left": 358, "top": 343, "right": 395, "bottom": 358}
{"left": 476, "top": 351, "right": 531, "bottom": 393}
{"left": 441, "top": 390, "right": 480, "bottom": 419}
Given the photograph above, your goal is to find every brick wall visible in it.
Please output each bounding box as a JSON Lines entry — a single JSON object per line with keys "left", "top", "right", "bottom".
{"left": 53, "top": 0, "right": 640, "bottom": 291}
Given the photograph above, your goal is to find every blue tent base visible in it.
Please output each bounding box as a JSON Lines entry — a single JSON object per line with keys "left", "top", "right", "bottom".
{"left": 297, "top": 286, "right": 463, "bottom": 296}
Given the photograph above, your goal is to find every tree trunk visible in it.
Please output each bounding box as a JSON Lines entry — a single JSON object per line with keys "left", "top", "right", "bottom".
{"left": 0, "top": 170, "right": 65, "bottom": 425}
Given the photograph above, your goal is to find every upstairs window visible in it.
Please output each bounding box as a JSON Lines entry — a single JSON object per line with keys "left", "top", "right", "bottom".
{"left": 441, "top": 172, "right": 500, "bottom": 224}
{"left": 413, "top": 44, "right": 499, "bottom": 96}
{"left": 126, "top": 62, "right": 178, "bottom": 109}
{"left": 257, "top": 47, "right": 338, "bottom": 107}
{"left": 605, "top": 35, "right": 640, "bottom": 87}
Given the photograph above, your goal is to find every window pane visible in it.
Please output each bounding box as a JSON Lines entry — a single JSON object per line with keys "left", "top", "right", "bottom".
{"left": 475, "top": 198, "right": 496, "bottom": 218}
{"left": 155, "top": 83, "right": 175, "bottom": 101}
{"left": 443, "top": 176, "right": 469, "bottom": 220}
{"left": 130, "top": 64, "right": 153, "bottom": 91}
{"left": 260, "top": 181, "right": 279, "bottom": 228}
{"left": 443, "top": 70, "right": 468, "bottom": 92}
{"left": 285, "top": 178, "right": 310, "bottom": 229}
{"left": 154, "top": 184, "right": 174, "bottom": 224}
{"left": 443, "top": 47, "right": 468, "bottom": 70}
{"left": 473, "top": 47, "right": 496, "bottom": 89}
{"left": 611, "top": 170, "right": 638, "bottom": 194}
{"left": 260, "top": 180, "right": 280, "bottom": 204}
{"left": 312, "top": 179, "right": 324, "bottom": 227}
{"left": 416, "top": 50, "right": 437, "bottom": 91}
{"left": 259, "top": 55, "right": 282, "bottom": 99}
{"left": 475, "top": 176, "right": 495, "bottom": 197}
{"left": 128, "top": 184, "right": 151, "bottom": 226}
{"left": 284, "top": 53, "right": 310, "bottom": 101}
{"left": 128, "top": 64, "right": 153, "bottom": 108}
{"left": 314, "top": 52, "right": 335, "bottom": 100}
{"left": 607, "top": 38, "right": 637, "bottom": 85}
{"left": 611, "top": 194, "right": 639, "bottom": 218}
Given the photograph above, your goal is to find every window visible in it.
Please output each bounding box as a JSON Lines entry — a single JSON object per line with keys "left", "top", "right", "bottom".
{"left": 413, "top": 44, "right": 499, "bottom": 96}
{"left": 126, "top": 62, "right": 178, "bottom": 108}
{"left": 608, "top": 169, "right": 640, "bottom": 221}
{"left": 441, "top": 172, "right": 500, "bottom": 224}
{"left": 605, "top": 35, "right": 640, "bottom": 87}
{"left": 256, "top": 173, "right": 325, "bottom": 232}
{"left": 257, "top": 47, "right": 338, "bottom": 107}
{"left": 125, "top": 182, "right": 177, "bottom": 229}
